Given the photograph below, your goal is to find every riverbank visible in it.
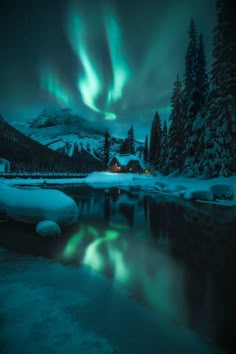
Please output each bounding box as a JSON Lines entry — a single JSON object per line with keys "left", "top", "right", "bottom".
{"left": 1, "top": 172, "right": 236, "bottom": 207}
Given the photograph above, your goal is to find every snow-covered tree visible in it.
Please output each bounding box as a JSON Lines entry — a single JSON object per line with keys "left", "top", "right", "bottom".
{"left": 144, "top": 135, "right": 149, "bottom": 163}
{"left": 184, "top": 18, "right": 198, "bottom": 102}
{"left": 189, "top": 33, "right": 209, "bottom": 175}
{"left": 183, "top": 18, "right": 200, "bottom": 176}
{"left": 167, "top": 75, "right": 184, "bottom": 173}
{"left": 202, "top": 0, "right": 236, "bottom": 176}
{"left": 149, "top": 111, "right": 161, "bottom": 168}
{"left": 128, "top": 125, "right": 135, "bottom": 154}
{"left": 196, "top": 33, "right": 209, "bottom": 108}
{"left": 160, "top": 121, "right": 168, "bottom": 174}
{"left": 119, "top": 125, "right": 135, "bottom": 154}
{"left": 103, "top": 130, "right": 110, "bottom": 167}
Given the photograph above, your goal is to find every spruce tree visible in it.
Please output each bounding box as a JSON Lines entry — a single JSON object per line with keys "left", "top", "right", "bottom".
{"left": 149, "top": 111, "right": 161, "bottom": 167}
{"left": 184, "top": 18, "right": 198, "bottom": 101}
{"left": 183, "top": 18, "right": 206, "bottom": 176}
{"left": 119, "top": 138, "right": 129, "bottom": 154}
{"left": 203, "top": 0, "right": 236, "bottom": 176}
{"left": 190, "top": 33, "right": 209, "bottom": 175}
{"left": 160, "top": 121, "right": 168, "bottom": 174}
{"left": 196, "top": 33, "right": 209, "bottom": 108}
{"left": 144, "top": 135, "right": 149, "bottom": 163}
{"left": 103, "top": 130, "right": 110, "bottom": 168}
{"left": 128, "top": 125, "right": 135, "bottom": 154}
{"left": 168, "top": 75, "right": 184, "bottom": 173}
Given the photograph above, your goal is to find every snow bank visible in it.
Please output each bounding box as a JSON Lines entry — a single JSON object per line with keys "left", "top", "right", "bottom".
{"left": 36, "top": 220, "right": 61, "bottom": 237}
{"left": 183, "top": 188, "right": 214, "bottom": 202}
{"left": 0, "top": 185, "right": 78, "bottom": 226}
{"left": 1, "top": 173, "right": 236, "bottom": 208}
{"left": 210, "top": 184, "right": 234, "bottom": 200}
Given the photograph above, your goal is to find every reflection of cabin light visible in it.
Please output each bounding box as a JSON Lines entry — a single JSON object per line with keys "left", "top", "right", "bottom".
{"left": 129, "top": 168, "right": 132, "bottom": 171}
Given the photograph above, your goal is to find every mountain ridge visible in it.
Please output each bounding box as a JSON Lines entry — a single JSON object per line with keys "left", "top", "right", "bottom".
{"left": 12, "top": 109, "right": 144, "bottom": 161}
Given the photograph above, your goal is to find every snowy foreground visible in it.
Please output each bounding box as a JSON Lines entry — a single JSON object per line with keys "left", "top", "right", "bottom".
{"left": 1, "top": 172, "right": 236, "bottom": 207}
{"left": 0, "top": 247, "right": 219, "bottom": 354}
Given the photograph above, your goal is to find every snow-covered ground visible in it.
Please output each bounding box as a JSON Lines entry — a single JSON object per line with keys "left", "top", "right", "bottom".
{"left": 0, "top": 247, "right": 219, "bottom": 354}
{"left": 1, "top": 172, "right": 236, "bottom": 207}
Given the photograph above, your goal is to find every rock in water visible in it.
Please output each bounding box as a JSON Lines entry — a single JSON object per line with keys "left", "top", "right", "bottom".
{"left": 0, "top": 186, "right": 79, "bottom": 226}
{"left": 36, "top": 220, "right": 61, "bottom": 237}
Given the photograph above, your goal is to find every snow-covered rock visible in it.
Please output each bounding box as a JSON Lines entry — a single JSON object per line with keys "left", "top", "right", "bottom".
{"left": 183, "top": 188, "right": 214, "bottom": 201}
{"left": 0, "top": 186, "right": 79, "bottom": 226}
{"left": 36, "top": 220, "right": 61, "bottom": 237}
{"left": 210, "top": 184, "right": 234, "bottom": 200}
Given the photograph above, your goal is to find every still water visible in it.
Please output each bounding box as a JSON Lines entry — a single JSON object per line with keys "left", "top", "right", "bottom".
{"left": 0, "top": 186, "right": 236, "bottom": 354}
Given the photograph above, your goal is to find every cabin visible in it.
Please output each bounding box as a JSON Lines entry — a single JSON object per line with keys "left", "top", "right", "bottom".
{"left": 108, "top": 154, "right": 146, "bottom": 173}
{"left": 0, "top": 158, "right": 11, "bottom": 173}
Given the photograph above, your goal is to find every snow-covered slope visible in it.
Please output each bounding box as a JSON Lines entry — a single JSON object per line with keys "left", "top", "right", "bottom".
{"left": 12, "top": 109, "right": 144, "bottom": 160}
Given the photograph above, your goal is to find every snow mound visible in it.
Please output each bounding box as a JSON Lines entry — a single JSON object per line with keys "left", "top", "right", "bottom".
{"left": 183, "top": 188, "right": 214, "bottom": 201}
{"left": 0, "top": 186, "right": 78, "bottom": 226}
{"left": 36, "top": 220, "right": 61, "bottom": 237}
{"left": 210, "top": 184, "right": 234, "bottom": 200}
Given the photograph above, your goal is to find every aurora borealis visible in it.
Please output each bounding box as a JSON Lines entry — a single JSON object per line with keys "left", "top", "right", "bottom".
{"left": 0, "top": 0, "right": 216, "bottom": 136}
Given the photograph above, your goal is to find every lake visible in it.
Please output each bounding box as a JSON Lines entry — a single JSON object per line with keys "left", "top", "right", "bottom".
{"left": 0, "top": 186, "right": 235, "bottom": 354}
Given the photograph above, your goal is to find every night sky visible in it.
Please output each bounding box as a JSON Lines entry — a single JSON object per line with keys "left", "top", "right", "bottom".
{"left": 0, "top": 0, "right": 216, "bottom": 138}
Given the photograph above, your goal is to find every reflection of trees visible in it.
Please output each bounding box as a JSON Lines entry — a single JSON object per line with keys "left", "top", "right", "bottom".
{"left": 167, "top": 204, "right": 236, "bottom": 354}
{"left": 104, "top": 195, "right": 111, "bottom": 225}
{"left": 119, "top": 204, "right": 134, "bottom": 228}
{"left": 148, "top": 199, "right": 161, "bottom": 237}
{"left": 143, "top": 196, "right": 148, "bottom": 221}
{"left": 143, "top": 195, "right": 236, "bottom": 353}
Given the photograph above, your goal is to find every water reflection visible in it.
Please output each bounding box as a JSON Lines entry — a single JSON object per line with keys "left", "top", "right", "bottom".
{"left": 61, "top": 222, "right": 187, "bottom": 326}
{"left": 1, "top": 186, "right": 235, "bottom": 354}
{"left": 59, "top": 187, "right": 236, "bottom": 354}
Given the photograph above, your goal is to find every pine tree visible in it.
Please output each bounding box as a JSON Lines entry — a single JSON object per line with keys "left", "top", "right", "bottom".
{"left": 103, "top": 130, "right": 110, "bottom": 168}
{"left": 203, "top": 0, "right": 236, "bottom": 176}
{"left": 189, "top": 33, "right": 209, "bottom": 175}
{"left": 183, "top": 18, "right": 206, "bottom": 176}
{"left": 119, "top": 125, "right": 135, "bottom": 154}
{"left": 160, "top": 121, "right": 168, "bottom": 174}
{"left": 119, "top": 139, "right": 128, "bottom": 154}
{"left": 184, "top": 18, "right": 198, "bottom": 101}
{"left": 128, "top": 125, "right": 135, "bottom": 154}
{"left": 149, "top": 111, "right": 161, "bottom": 167}
{"left": 168, "top": 75, "right": 184, "bottom": 173}
{"left": 144, "top": 135, "right": 149, "bottom": 162}
{"left": 196, "top": 33, "right": 209, "bottom": 108}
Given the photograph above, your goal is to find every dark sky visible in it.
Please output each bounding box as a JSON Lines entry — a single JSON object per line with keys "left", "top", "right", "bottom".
{"left": 0, "top": 0, "right": 216, "bottom": 138}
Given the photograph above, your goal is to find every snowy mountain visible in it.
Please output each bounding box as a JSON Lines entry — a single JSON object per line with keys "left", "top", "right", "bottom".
{"left": 12, "top": 109, "right": 144, "bottom": 160}
{"left": 0, "top": 114, "right": 102, "bottom": 172}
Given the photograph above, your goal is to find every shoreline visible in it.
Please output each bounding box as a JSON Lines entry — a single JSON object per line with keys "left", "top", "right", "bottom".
{"left": 1, "top": 172, "right": 236, "bottom": 208}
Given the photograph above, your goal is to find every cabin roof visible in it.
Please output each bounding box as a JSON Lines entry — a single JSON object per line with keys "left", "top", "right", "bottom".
{"left": 108, "top": 154, "right": 145, "bottom": 169}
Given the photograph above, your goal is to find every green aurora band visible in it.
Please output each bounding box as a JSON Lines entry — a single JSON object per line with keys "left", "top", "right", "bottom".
{"left": 40, "top": 66, "right": 70, "bottom": 106}
{"left": 67, "top": 8, "right": 117, "bottom": 120}
{"left": 104, "top": 12, "right": 130, "bottom": 105}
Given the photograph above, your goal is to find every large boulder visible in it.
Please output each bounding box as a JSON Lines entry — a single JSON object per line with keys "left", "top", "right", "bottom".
{"left": 0, "top": 186, "right": 79, "bottom": 226}
{"left": 36, "top": 220, "right": 61, "bottom": 237}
